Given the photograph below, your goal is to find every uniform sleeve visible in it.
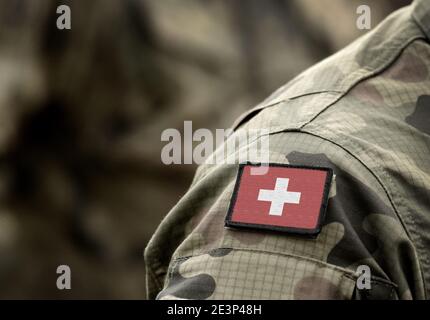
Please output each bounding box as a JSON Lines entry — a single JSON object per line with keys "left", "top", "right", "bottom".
{"left": 144, "top": 131, "right": 414, "bottom": 300}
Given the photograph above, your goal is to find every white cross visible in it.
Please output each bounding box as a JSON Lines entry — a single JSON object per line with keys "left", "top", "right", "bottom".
{"left": 257, "top": 178, "right": 301, "bottom": 216}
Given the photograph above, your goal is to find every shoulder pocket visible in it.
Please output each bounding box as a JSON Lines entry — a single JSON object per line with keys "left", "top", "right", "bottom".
{"left": 157, "top": 248, "right": 383, "bottom": 300}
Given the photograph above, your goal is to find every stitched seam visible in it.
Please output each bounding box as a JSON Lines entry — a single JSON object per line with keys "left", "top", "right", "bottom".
{"left": 171, "top": 247, "right": 398, "bottom": 289}
{"left": 173, "top": 246, "right": 357, "bottom": 277}
{"left": 300, "top": 36, "right": 425, "bottom": 129}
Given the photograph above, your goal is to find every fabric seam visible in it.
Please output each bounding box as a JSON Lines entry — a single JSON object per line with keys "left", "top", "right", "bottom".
{"left": 171, "top": 247, "right": 398, "bottom": 289}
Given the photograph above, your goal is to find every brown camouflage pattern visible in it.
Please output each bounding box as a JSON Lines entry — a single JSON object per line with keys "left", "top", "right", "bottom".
{"left": 145, "top": 0, "right": 430, "bottom": 300}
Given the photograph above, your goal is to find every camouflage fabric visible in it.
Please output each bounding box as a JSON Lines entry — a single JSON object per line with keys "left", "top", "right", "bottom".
{"left": 145, "top": 0, "right": 430, "bottom": 300}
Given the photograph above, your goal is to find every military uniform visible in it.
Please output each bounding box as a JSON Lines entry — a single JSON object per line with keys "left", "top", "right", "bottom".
{"left": 145, "top": 0, "right": 430, "bottom": 300}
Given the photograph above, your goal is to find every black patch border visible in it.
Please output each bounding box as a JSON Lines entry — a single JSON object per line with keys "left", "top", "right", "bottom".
{"left": 225, "top": 162, "right": 333, "bottom": 237}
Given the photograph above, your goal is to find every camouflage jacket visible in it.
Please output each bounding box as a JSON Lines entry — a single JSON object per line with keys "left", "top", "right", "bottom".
{"left": 145, "top": 0, "right": 430, "bottom": 300}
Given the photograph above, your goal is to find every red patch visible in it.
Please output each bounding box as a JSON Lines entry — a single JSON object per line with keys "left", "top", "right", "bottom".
{"left": 225, "top": 163, "right": 333, "bottom": 236}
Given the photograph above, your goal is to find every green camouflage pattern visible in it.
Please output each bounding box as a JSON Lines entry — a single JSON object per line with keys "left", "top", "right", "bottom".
{"left": 145, "top": 0, "right": 430, "bottom": 300}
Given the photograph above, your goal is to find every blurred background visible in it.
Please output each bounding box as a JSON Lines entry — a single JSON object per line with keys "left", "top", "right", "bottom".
{"left": 0, "top": 0, "right": 410, "bottom": 299}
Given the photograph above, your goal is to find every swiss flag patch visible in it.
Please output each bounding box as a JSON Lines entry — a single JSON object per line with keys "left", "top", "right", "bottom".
{"left": 225, "top": 163, "right": 333, "bottom": 236}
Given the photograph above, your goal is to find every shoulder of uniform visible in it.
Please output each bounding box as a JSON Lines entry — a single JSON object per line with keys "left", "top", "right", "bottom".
{"left": 232, "top": 5, "right": 425, "bottom": 131}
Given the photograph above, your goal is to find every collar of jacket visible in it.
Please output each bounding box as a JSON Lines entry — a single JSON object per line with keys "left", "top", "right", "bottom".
{"left": 412, "top": 0, "right": 430, "bottom": 40}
